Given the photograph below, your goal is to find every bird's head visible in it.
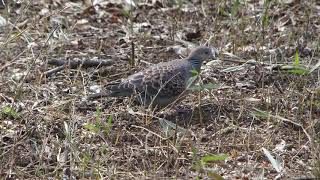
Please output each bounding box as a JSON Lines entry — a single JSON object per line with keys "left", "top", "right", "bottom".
{"left": 187, "top": 46, "right": 219, "bottom": 62}
{"left": 187, "top": 46, "right": 219, "bottom": 71}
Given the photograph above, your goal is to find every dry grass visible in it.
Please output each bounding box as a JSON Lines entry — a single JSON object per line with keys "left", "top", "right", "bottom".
{"left": 0, "top": 0, "right": 320, "bottom": 179}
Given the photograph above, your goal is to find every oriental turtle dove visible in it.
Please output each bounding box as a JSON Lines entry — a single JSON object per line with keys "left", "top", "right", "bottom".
{"left": 89, "top": 46, "right": 218, "bottom": 107}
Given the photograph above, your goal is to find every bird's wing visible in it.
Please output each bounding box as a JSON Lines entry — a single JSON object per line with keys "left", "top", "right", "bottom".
{"left": 132, "top": 59, "right": 189, "bottom": 98}
{"left": 106, "top": 59, "right": 190, "bottom": 98}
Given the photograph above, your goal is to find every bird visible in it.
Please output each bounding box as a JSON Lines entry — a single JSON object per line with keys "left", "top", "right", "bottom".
{"left": 88, "top": 46, "right": 218, "bottom": 108}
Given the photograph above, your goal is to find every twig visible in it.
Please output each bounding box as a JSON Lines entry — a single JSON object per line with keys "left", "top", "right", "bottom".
{"left": 87, "top": 92, "right": 109, "bottom": 100}
{"left": 272, "top": 114, "right": 312, "bottom": 143}
{"left": 253, "top": 108, "right": 312, "bottom": 143}
{"left": 131, "top": 125, "right": 167, "bottom": 141}
{"left": 201, "top": 0, "right": 207, "bottom": 17}
{"left": 44, "top": 59, "right": 114, "bottom": 77}
{"left": 44, "top": 66, "right": 64, "bottom": 77}
{"left": 47, "top": 59, "right": 113, "bottom": 68}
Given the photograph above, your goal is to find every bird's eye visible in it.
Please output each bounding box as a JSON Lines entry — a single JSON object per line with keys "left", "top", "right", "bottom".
{"left": 205, "top": 51, "right": 209, "bottom": 54}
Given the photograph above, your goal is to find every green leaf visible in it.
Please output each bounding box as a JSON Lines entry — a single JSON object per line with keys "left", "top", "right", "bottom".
{"left": 312, "top": 100, "right": 320, "bottom": 109}
{"left": 83, "top": 123, "right": 100, "bottom": 133}
{"left": 2, "top": 106, "right": 19, "bottom": 119}
{"left": 186, "top": 75, "right": 198, "bottom": 89}
{"left": 190, "top": 69, "right": 199, "bottom": 76}
{"left": 95, "top": 106, "right": 102, "bottom": 121}
{"left": 201, "top": 154, "right": 228, "bottom": 163}
{"left": 294, "top": 48, "right": 300, "bottom": 65}
{"left": 262, "top": 0, "right": 270, "bottom": 28}
{"left": 103, "top": 115, "right": 113, "bottom": 136}
{"left": 121, "top": 9, "right": 131, "bottom": 18}
{"left": 192, "top": 146, "right": 198, "bottom": 156}
{"left": 231, "top": 0, "right": 240, "bottom": 18}
{"left": 251, "top": 109, "right": 269, "bottom": 118}
{"left": 187, "top": 84, "right": 203, "bottom": 91}
{"left": 158, "top": 118, "right": 187, "bottom": 137}
{"left": 286, "top": 68, "right": 310, "bottom": 75}
{"left": 280, "top": 64, "right": 310, "bottom": 75}
{"left": 218, "top": 6, "right": 228, "bottom": 17}
{"left": 274, "top": 50, "right": 311, "bottom": 75}
{"left": 107, "top": 115, "right": 113, "bottom": 127}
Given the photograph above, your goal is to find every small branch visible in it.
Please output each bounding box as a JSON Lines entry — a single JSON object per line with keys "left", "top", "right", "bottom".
{"left": 44, "top": 65, "right": 64, "bottom": 77}
{"left": 272, "top": 114, "right": 312, "bottom": 143}
{"left": 253, "top": 108, "right": 312, "bottom": 143}
{"left": 87, "top": 92, "right": 109, "bottom": 100}
{"left": 41, "top": 59, "right": 114, "bottom": 77}
{"left": 47, "top": 59, "right": 113, "bottom": 68}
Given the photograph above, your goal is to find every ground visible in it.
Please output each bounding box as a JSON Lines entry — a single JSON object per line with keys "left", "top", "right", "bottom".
{"left": 0, "top": 0, "right": 320, "bottom": 179}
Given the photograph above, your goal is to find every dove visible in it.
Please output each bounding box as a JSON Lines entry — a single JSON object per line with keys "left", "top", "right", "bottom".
{"left": 88, "top": 46, "right": 218, "bottom": 107}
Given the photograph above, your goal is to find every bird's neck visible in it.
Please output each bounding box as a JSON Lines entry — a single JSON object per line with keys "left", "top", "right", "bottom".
{"left": 189, "top": 58, "right": 203, "bottom": 72}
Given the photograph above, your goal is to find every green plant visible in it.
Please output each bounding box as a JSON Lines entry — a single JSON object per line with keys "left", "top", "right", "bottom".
{"left": 276, "top": 49, "right": 311, "bottom": 75}
{"left": 262, "top": 0, "right": 271, "bottom": 32}
{"left": 231, "top": 0, "right": 240, "bottom": 18}
{"left": 83, "top": 107, "right": 113, "bottom": 136}
{"left": 187, "top": 69, "right": 222, "bottom": 92}
{"left": 191, "top": 145, "right": 227, "bottom": 179}
{"left": 1, "top": 105, "right": 19, "bottom": 119}
{"left": 186, "top": 69, "right": 221, "bottom": 125}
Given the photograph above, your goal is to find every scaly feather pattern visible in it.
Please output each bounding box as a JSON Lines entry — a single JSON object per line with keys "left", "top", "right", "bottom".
{"left": 89, "top": 46, "right": 218, "bottom": 107}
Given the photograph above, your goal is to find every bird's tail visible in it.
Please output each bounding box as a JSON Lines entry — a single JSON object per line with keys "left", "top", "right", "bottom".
{"left": 87, "top": 81, "right": 134, "bottom": 100}
{"left": 106, "top": 82, "right": 134, "bottom": 97}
